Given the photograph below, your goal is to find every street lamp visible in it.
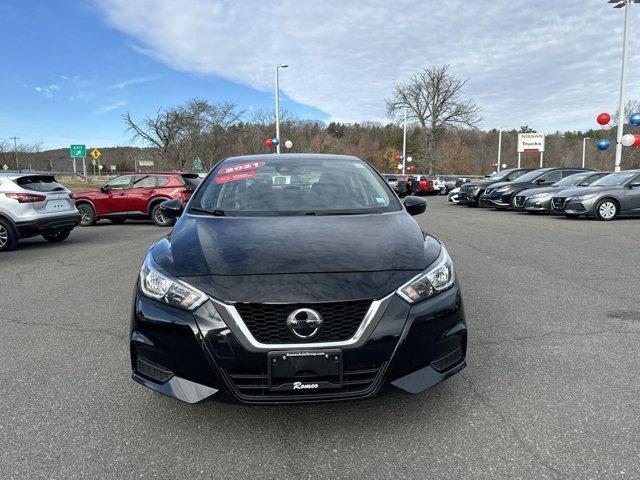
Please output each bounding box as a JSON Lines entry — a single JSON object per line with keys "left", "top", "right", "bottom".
{"left": 582, "top": 137, "right": 591, "bottom": 168}
{"left": 402, "top": 106, "right": 407, "bottom": 174}
{"left": 609, "top": 0, "right": 640, "bottom": 172}
{"left": 274, "top": 64, "right": 288, "bottom": 154}
{"left": 497, "top": 126, "right": 506, "bottom": 172}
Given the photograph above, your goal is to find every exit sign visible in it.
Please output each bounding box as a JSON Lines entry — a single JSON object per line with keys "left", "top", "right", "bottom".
{"left": 70, "top": 144, "right": 86, "bottom": 158}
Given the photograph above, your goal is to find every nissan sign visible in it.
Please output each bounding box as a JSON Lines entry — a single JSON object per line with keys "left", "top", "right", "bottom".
{"left": 517, "top": 133, "right": 545, "bottom": 153}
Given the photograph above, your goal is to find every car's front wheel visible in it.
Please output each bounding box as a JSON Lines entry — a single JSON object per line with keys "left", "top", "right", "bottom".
{"left": 151, "top": 203, "right": 175, "bottom": 227}
{"left": 595, "top": 199, "right": 618, "bottom": 221}
{"left": 42, "top": 230, "right": 71, "bottom": 243}
{"left": 77, "top": 203, "right": 96, "bottom": 226}
{"left": 0, "top": 218, "right": 18, "bottom": 252}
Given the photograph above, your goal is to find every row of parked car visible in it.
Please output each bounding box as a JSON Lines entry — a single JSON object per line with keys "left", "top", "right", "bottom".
{"left": 447, "top": 167, "right": 640, "bottom": 220}
{"left": 382, "top": 174, "right": 469, "bottom": 197}
{"left": 0, "top": 171, "right": 201, "bottom": 251}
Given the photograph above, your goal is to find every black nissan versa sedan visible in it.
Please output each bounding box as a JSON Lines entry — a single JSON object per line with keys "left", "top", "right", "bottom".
{"left": 481, "top": 167, "right": 592, "bottom": 209}
{"left": 457, "top": 168, "right": 535, "bottom": 206}
{"left": 130, "top": 154, "right": 467, "bottom": 404}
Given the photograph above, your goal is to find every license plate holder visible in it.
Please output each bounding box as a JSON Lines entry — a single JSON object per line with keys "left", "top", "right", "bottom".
{"left": 268, "top": 350, "right": 342, "bottom": 392}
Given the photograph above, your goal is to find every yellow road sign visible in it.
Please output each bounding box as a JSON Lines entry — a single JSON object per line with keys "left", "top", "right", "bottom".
{"left": 90, "top": 148, "right": 101, "bottom": 159}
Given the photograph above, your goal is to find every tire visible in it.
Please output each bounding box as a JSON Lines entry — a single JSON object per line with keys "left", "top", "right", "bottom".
{"left": 42, "top": 230, "right": 71, "bottom": 243}
{"left": 77, "top": 203, "right": 96, "bottom": 226}
{"left": 509, "top": 195, "right": 519, "bottom": 210}
{"left": 110, "top": 218, "right": 127, "bottom": 224}
{"left": 151, "top": 203, "right": 175, "bottom": 227}
{"left": 0, "top": 218, "right": 18, "bottom": 252}
{"left": 595, "top": 198, "right": 618, "bottom": 221}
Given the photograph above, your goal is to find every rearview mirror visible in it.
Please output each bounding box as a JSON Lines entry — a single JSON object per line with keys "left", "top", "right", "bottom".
{"left": 404, "top": 196, "right": 428, "bottom": 216}
{"left": 160, "top": 199, "right": 184, "bottom": 219}
{"left": 100, "top": 186, "right": 110, "bottom": 193}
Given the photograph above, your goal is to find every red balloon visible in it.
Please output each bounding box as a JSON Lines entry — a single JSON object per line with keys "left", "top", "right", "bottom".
{"left": 633, "top": 135, "right": 640, "bottom": 147}
{"left": 597, "top": 112, "right": 611, "bottom": 126}
{"left": 264, "top": 138, "right": 274, "bottom": 148}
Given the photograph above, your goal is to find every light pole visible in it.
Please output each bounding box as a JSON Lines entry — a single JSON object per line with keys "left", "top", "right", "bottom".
{"left": 274, "top": 64, "right": 288, "bottom": 154}
{"left": 497, "top": 126, "right": 506, "bottom": 172}
{"left": 610, "top": 0, "right": 639, "bottom": 172}
{"left": 402, "top": 106, "right": 407, "bottom": 174}
{"left": 582, "top": 137, "right": 591, "bottom": 168}
{"left": 10, "top": 136, "right": 20, "bottom": 169}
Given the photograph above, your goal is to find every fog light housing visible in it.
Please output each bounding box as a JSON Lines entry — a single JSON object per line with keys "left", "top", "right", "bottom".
{"left": 136, "top": 356, "right": 174, "bottom": 383}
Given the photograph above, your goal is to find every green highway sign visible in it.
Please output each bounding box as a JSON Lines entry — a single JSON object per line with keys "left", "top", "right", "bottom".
{"left": 70, "top": 144, "right": 86, "bottom": 158}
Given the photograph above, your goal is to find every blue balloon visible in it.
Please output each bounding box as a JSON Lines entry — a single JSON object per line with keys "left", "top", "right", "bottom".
{"left": 597, "top": 139, "right": 610, "bottom": 151}
{"left": 272, "top": 138, "right": 280, "bottom": 146}
{"left": 630, "top": 113, "right": 640, "bottom": 126}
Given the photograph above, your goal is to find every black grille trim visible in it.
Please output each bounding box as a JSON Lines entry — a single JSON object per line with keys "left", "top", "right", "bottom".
{"left": 221, "top": 361, "right": 388, "bottom": 402}
{"left": 234, "top": 300, "right": 372, "bottom": 344}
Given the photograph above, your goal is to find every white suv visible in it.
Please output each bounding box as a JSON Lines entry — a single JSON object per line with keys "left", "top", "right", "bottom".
{"left": 0, "top": 172, "right": 81, "bottom": 251}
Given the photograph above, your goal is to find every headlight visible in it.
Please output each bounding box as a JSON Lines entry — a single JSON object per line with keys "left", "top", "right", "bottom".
{"left": 397, "top": 246, "right": 455, "bottom": 304}
{"left": 570, "top": 193, "right": 597, "bottom": 201}
{"left": 496, "top": 186, "right": 511, "bottom": 193}
{"left": 530, "top": 192, "right": 552, "bottom": 200}
{"left": 139, "top": 254, "right": 207, "bottom": 310}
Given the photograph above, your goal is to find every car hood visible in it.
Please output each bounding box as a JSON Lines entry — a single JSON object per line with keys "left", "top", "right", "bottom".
{"left": 467, "top": 178, "right": 501, "bottom": 188}
{"left": 519, "top": 186, "right": 561, "bottom": 197}
{"left": 152, "top": 211, "right": 439, "bottom": 277}
{"left": 150, "top": 212, "right": 440, "bottom": 302}
{"left": 72, "top": 188, "right": 101, "bottom": 197}
{"left": 553, "top": 185, "right": 610, "bottom": 198}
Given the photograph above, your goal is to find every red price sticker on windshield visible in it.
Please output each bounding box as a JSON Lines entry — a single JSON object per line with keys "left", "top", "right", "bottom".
{"left": 215, "top": 171, "right": 256, "bottom": 184}
{"left": 218, "top": 161, "right": 265, "bottom": 175}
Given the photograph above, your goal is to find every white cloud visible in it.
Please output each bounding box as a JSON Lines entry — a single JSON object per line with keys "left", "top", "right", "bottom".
{"left": 32, "top": 84, "right": 61, "bottom": 97}
{"left": 95, "top": 0, "right": 640, "bottom": 132}
{"left": 96, "top": 100, "right": 128, "bottom": 114}
{"left": 108, "top": 74, "right": 162, "bottom": 89}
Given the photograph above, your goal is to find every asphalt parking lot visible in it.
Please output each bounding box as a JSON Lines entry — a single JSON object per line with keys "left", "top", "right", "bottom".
{"left": 1, "top": 196, "right": 639, "bottom": 479}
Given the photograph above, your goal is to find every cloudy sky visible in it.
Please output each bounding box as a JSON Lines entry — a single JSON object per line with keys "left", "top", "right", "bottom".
{"left": 2, "top": 0, "right": 640, "bottom": 148}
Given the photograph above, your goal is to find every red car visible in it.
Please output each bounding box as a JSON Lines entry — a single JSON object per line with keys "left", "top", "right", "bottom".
{"left": 72, "top": 173, "right": 201, "bottom": 227}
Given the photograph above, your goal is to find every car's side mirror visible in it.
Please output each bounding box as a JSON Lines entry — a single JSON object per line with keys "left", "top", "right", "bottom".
{"left": 404, "top": 196, "right": 428, "bottom": 216}
{"left": 535, "top": 178, "right": 546, "bottom": 184}
{"left": 160, "top": 199, "right": 184, "bottom": 219}
{"left": 628, "top": 181, "right": 640, "bottom": 189}
{"left": 100, "top": 186, "right": 110, "bottom": 193}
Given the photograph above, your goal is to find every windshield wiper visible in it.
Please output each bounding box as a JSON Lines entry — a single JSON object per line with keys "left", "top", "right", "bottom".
{"left": 303, "top": 210, "right": 381, "bottom": 216}
{"left": 190, "top": 207, "right": 227, "bottom": 216}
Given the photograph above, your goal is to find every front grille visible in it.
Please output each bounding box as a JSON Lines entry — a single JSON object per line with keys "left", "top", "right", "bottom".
{"left": 235, "top": 300, "right": 372, "bottom": 344}
{"left": 223, "top": 361, "right": 386, "bottom": 400}
{"left": 551, "top": 197, "right": 566, "bottom": 210}
{"left": 514, "top": 196, "right": 525, "bottom": 207}
{"left": 136, "top": 356, "right": 173, "bottom": 383}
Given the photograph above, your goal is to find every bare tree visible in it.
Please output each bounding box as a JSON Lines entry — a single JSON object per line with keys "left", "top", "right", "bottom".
{"left": 123, "top": 99, "right": 243, "bottom": 170}
{"left": 386, "top": 65, "right": 482, "bottom": 172}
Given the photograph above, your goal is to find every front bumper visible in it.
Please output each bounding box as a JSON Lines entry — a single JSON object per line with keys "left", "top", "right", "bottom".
{"left": 550, "top": 197, "right": 594, "bottom": 216}
{"left": 523, "top": 197, "right": 552, "bottom": 212}
{"left": 458, "top": 191, "right": 481, "bottom": 205}
{"left": 15, "top": 212, "right": 81, "bottom": 238}
{"left": 481, "top": 192, "right": 511, "bottom": 208}
{"left": 130, "top": 282, "right": 467, "bottom": 404}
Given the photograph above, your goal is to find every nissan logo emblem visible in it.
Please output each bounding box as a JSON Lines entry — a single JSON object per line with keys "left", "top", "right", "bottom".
{"left": 286, "top": 308, "right": 323, "bottom": 341}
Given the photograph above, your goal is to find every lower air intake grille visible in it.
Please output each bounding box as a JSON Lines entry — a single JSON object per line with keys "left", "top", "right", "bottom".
{"left": 223, "top": 362, "right": 386, "bottom": 400}
{"left": 235, "top": 300, "right": 372, "bottom": 344}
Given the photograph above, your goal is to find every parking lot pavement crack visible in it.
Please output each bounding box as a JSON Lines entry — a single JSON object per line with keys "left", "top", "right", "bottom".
{"left": 5, "top": 318, "right": 125, "bottom": 341}
{"left": 459, "top": 372, "right": 567, "bottom": 480}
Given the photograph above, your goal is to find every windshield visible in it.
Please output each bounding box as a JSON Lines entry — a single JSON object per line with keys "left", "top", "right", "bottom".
{"left": 14, "top": 175, "right": 66, "bottom": 192}
{"left": 189, "top": 156, "right": 401, "bottom": 216}
{"left": 553, "top": 173, "right": 591, "bottom": 187}
{"left": 510, "top": 169, "right": 547, "bottom": 183}
{"left": 488, "top": 169, "right": 523, "bottom": 182}
{"left": 591, "top": 172, "right": 638, "bottom": 186}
